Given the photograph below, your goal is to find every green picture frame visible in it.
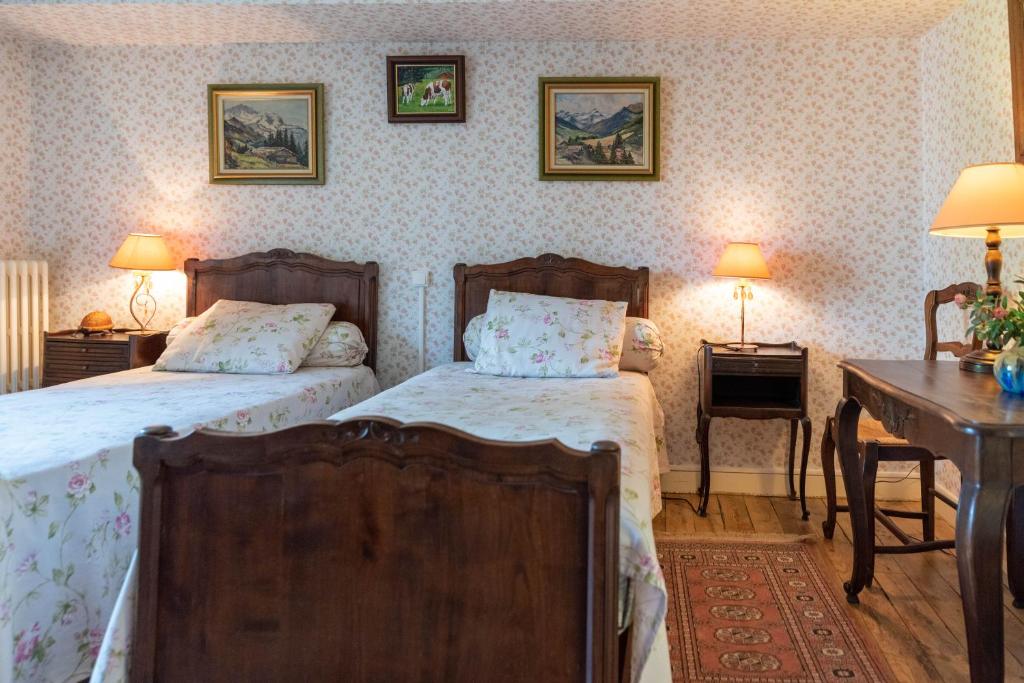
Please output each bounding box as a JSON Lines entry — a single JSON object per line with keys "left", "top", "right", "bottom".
{"left": 208, "top": 83, "right": 325, "bottom": 185}
{"left": 538, "top": 76, "right": 660, "bottom": 182}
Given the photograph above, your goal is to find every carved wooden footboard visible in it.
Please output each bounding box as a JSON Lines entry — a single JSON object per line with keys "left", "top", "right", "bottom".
{"left": 131, "top": 419, "right": 621, "bottom": 682}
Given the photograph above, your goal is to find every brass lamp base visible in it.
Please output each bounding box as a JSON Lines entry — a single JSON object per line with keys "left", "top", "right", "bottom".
{"left": 960, "top": 347, "right": 1000, "bottom": 373}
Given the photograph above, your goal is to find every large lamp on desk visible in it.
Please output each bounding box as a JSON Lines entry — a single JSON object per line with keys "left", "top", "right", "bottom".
{"left": 713, "top": 242, "right": 771, "bottom": 352}
{"left": 930, "top": 163, "right": 1024, "bottom": 372}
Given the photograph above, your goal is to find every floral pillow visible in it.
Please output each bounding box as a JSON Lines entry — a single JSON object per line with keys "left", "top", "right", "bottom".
{"left": 464, "top": 312, "right": 664, "bottom": 372}
{"left": 154, "top": 300, "right": 335, "bottom": 374}
{"left": 165, "top": 316, "right": 196, "bottom": 348}
{"left": 472, "top": 290, "right": 628, "bottom": 378}
{"left": 303, "top": 321, "right": 369, "bottom": 367}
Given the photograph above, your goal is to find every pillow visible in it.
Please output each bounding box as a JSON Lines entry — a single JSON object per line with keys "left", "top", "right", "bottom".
{"left": 303, "top": 321, "right": 368, "bottom": 367}
{"left": 619, "top": 317, "right": 665, "bottom": 372}
{"left": 165, "top": 316, "right": 195, "bottom": 348}
{"left": 464, "top": 312, "right": 665, "bottom": 372}
{"left": 472, "top": 290, "right": 627, "bottom": 378}
{"left": 154, "top": 300, "right": 335, "bottom": 374}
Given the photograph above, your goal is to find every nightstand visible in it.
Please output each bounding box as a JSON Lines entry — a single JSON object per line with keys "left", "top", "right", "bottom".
{"left": 43, "top": 330, "right": 167, "bottom": 387}
{"left": 696, "top": 340, "right": 811, "bottom": 519}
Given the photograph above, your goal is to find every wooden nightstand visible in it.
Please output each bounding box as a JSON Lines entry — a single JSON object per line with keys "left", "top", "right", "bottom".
{"left": 696, "top": 340, "right": 811, "bottom": 519}
{"left": 43, "top": 330, "right": 167, "bottom": 387}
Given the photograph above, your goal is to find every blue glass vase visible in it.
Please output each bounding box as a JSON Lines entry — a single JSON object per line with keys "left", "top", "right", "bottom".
{"left": 994, "top": 347, "right": 1024, "bottom": 393}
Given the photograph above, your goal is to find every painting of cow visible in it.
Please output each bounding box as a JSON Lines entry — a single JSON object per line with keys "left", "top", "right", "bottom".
{"left": 387, "top": 55, "right": 465, "bottom": 123}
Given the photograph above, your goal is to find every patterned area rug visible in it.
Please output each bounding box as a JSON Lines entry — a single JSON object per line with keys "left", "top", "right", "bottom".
{"left": 659, "top": 537, "right": 895, "bottom": 682}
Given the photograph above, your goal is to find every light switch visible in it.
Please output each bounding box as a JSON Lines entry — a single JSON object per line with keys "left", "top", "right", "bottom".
{"left": 412, "top": 270, "right": 430, "bottom": 287}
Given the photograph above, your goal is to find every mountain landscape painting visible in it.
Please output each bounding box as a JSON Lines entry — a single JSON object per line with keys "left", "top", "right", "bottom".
{"left": 209, "top": 84, "right": 324, "bottom": 185}
{"left": 540, "top": 78, "right": 659, "bottom": 181}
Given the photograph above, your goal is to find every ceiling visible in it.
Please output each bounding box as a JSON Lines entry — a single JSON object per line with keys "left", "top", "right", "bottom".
{"left": 0, "top": 0, "right": 965, "bottom": 46}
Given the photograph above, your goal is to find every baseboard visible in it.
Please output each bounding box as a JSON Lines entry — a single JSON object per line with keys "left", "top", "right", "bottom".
{"left": 659, "top": 467, "right": 923, "bottom": 501}
{"left": 933, "top": 482, "right": 960, "bottom": 527}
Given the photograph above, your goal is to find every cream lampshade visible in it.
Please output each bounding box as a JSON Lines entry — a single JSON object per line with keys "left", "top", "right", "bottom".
{"left": 109, "top": 233, "right": 175, "bottom": 331}
{"left": 713, "top": 242, "right": 771, "bottom": 351}
{"left": 930, "top": 162, "right": 1024, "bottom": 371}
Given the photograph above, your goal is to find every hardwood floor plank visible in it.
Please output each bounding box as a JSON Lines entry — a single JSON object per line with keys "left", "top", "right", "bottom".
{"left": 746, "top": 495, "right": 785, "bottom": 534}
{"left": 718, "top": 493, "right": 754, "bottom": 533}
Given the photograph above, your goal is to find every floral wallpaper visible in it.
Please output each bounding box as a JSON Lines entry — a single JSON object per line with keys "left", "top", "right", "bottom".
{"left": 921, "top": 0, "right": 1016, "bottom": 496}
{"left": 0, "top": 40, "right": 32, "bottom": 259}
{"left": 2, "top": 36, "right": 931, "bottom": 477}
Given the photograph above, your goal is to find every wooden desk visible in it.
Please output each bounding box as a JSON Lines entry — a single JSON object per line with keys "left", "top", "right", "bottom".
{"left": 697, "top": 341, "right": 811, "bottom": 518}
{"left": 836, "top": 359, "right": 1024, "bottom": 683}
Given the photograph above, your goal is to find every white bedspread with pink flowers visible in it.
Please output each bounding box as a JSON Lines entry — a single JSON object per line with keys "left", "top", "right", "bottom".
{"left": 0, "top": 364, "right": 378, "bottom": 683}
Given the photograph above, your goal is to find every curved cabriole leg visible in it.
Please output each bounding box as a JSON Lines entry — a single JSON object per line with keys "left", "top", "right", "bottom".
{"left": 1008, "top": 486, "right": 1024, "bottom": 609}
{"left": 821, "top": 415, "right": 838, "bottom": 539}
{"left": 957, "top": 479, "right": 1013, "bottom": 682}
{"left": 787, "top": 419, "right": 798, "bottom": 500}
{"left": 697, "top": 414, "right": 712, "bottom": 517}
{"left": 861, "top": 442, "right": 879, "bottom": 589}
{"left": 799, "top": 416, "right": 811, "bottom": 520}
{"left": 835, "top": 397, "right": 870, "bottom": 604}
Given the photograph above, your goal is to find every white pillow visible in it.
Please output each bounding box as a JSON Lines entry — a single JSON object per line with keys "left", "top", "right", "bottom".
{"left": 165, "top": 316, "right": 195, "bottom": 348}
{"left": 464, "top": 312, "right": 664, "bottom": 372}
{"left": 303, "top": 321, "right": 368, "bottom": 367}
{"left": 154, "top": 300, "right": 335, "bottom": 374}
{"left": 620, "top": 317, "right": 665, "bottom": 372}
{"left": 472, "top": 290, "right": 627, "bottom": 378}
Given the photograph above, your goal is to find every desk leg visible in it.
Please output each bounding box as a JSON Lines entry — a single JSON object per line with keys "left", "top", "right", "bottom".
{"left": 787, "top": 419, "right": 798, "bottom": 500}
{"left": 957, "top": 477, "right": 1012, "bottom": 683}
{"left": 799, "top": 416, "right": 811, "bottom": 520}
{"left": 821, "top": 416, "right": 838, "bottom": 539}
{"left": 1008, "top": 486, "right": 1024, "bottom": 609}
{"left": 697, "top": 414, "right": 711, "bottom": 517}
{"left": 835, "top": 397, "right": 871, "bottom": 604}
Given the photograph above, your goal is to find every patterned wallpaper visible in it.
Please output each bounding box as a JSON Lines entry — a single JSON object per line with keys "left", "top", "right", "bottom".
{"left": 920, "top": 0, "right": 1016, "bottom": 495}
{"left": 0, "top": 40, "right": 32, "bottom": 259}
{"left": 5, "top": 37, "right": 929, "bottom": 475}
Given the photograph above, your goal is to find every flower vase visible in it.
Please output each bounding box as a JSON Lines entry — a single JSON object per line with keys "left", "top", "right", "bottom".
{"left": 994, "top": 346, "right": 1024, "bottom": 393}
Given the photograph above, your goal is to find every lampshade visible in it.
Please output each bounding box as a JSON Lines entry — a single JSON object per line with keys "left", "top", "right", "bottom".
{"left": 930, "top": 163, "right": 1024, "bottom": 238}
{"left": 712, "top": 242, "right": 771, "bottom": 280}
{"left": 109, "top": 233, "right": 176, "bottom": 271}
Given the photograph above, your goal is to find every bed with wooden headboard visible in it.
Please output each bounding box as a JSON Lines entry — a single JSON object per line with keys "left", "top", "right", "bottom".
{"left": 0, "top": 248, "right": 382, "bottom": 683}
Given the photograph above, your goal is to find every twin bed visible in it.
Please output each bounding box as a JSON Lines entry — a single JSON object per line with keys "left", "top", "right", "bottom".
{"left": 1, "top": 250, "right": 670, "bottom": 683}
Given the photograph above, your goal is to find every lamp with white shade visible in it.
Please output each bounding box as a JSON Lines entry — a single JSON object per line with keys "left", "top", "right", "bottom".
{"left": 713, "top": 242, "right": 771, "bottom": 352}
{"left": 109, "top": 233, "right": 176, "bottom": 332}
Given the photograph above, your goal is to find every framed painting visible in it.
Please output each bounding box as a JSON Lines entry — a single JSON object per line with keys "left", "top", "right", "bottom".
{"left": 387, "top": 55, "right": 466, "bottom": 123}
{"left": 208, "top": 83, "right": 324, "bottom": 185}
{"left": 539, "top": 77, "right": 660, "bottom": 181}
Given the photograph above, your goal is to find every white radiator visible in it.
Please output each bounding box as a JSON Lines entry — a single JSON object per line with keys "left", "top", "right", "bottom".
{"left": 0, "top": 261, "right": 48, "bottom": 394}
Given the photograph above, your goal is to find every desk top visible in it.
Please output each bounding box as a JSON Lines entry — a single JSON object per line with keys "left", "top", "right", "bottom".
{"left": 840, "top": 359, "right": 1024, "bottom": 438}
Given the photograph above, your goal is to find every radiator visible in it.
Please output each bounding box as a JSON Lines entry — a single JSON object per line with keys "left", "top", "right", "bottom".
{"left": 0, "top": 261, "right": 48, "bottom": 394}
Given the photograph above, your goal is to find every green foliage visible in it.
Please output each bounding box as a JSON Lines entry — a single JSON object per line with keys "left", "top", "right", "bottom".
{"left": 963, "top": 278, "right": 1024, "bottom": 349}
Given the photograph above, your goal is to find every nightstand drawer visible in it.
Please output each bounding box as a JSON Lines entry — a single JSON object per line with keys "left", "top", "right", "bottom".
{"left": 45, "top": 344, "right": 129, "bottom": 362}
{"left": 713, "top": 356, "right": 802, "bottom": 376}
{"left": 42, "top": 330, "right": 167, "bottom": 387}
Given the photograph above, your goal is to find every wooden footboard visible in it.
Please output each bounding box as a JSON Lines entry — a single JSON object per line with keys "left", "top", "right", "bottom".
{"left": 131, "top": 419, "right": 622, "bottom": 682}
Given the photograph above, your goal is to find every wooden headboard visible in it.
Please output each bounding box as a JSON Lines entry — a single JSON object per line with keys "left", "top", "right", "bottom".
{"left": 184, "top": 249, "right": 379, "bottom": 371}
{"left": 452, "top": 253, "right": 649, "bottom": 362}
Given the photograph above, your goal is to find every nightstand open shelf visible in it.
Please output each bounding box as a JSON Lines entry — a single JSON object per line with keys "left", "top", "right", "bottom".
{"left": 696, "top": 340, "right": 811, "bottom": 519}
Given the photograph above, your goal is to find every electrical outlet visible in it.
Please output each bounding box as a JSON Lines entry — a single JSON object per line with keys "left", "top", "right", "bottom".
{"left": 412, "top": 270, "right": 430, "bottom": 287}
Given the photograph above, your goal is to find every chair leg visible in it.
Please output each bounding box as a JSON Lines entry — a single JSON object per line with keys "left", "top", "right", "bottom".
{"left": 787, "top": 418, "right": 798, "bottom": 500}
{"left": 821, "top": 416, "right": 838, "bottom": 539}
{"left": 920, "top": 457, "right": 936, "bottom": 543}
{"left": 799, "top": 416, "right": 811, "bottom": 520}
{"left": 697, "top": 414, "right": 712, "bottom": 517}
{"left": 862, "top": 442, "right": 879, "bottom": 589}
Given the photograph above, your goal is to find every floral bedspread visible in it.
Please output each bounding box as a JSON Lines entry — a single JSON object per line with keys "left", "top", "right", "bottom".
{"left": 0, "top": 365, "right": 379, "bottom": 683}
{"left": 329, "top": 363, "right": 671, "bottom": 683}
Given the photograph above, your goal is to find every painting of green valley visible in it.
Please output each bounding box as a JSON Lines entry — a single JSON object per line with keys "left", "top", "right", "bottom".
{"left": 554, "top": 93, "right": 645, "bottom": 166}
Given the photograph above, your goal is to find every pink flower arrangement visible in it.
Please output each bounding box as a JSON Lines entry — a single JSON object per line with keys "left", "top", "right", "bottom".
{"left": 953, "top": 293, "right": 967, "bottom": 307}
{"left": 66, "top": 473, "right": 91, "bottom": 499}
{"left": 994, "top": 306, "right": 1008, "bottom": 320}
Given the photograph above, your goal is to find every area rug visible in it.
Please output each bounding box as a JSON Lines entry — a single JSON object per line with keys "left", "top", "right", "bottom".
{"left": 658, "top": 536, "right": 896, "bottom": 682}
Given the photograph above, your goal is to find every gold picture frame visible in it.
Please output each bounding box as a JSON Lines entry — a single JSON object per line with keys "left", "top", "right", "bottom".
{"left": 208, "top": 83, "right": 324, "bottom": 185}
{"left": 539, "top": 77, "right": 660, "bottom": 181}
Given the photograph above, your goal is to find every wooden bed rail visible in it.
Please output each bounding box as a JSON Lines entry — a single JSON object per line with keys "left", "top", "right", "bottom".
{"left": 131, "top": 419, "right": 621, "bottom": 682}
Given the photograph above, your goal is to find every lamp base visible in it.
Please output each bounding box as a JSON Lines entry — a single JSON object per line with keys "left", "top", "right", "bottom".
{"left": 725, "top": 342, "right": 758, "bottom": 352}
{"left": 959, "top": 347, "right": 1000, "bottom": 373}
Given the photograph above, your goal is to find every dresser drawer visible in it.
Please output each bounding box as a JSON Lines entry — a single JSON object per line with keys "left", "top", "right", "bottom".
{"left": 713, "top": 356, "right": 803, "bottom": 376}
{"left": 45, "top": 344, "right": 129, "bottom": 363}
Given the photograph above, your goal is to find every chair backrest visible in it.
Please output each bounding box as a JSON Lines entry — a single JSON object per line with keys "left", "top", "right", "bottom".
{"left": 131, "top": 419, "right": 620, "bottom": 683}
{"left": 924, "top": 282, "right": 982, "bottom": 360}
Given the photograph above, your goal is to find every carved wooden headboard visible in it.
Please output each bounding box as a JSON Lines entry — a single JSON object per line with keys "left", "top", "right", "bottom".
{"left": 184, "top": 249, "right": 379, "bottom": 371}
{"left": 452, "top": 254, "right": 650, "bottom": 362}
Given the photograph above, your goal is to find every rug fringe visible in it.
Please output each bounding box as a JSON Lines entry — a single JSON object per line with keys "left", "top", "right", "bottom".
{"left": 655, "top": 532, "right": 817, "bottom": 544}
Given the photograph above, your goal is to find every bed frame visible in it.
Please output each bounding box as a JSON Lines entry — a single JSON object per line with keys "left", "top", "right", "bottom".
{"left": 453, "top": 253, "right": 649, "bottom": 361}
{"left": 185, "top": 249, "right": 379, "bottom": 370}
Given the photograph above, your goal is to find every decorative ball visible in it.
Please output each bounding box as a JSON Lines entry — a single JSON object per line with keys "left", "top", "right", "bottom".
{"left": 79, "top": 311, "right": 114, "bottom": 333}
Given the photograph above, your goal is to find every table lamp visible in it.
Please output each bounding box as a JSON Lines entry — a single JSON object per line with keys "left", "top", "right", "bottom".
{"left": 713, "top": 242, "right": 771, "bottom": 351}
{"left": 930, "top": 162, "right": 1024, "bottom": 372}
{"left": 108, "top": 233, "right": 176, "bottom": 332}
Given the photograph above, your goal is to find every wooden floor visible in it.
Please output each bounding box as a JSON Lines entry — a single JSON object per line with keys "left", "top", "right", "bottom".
{"left": 653, "top": 494, "right": 1024, "bottom": 683}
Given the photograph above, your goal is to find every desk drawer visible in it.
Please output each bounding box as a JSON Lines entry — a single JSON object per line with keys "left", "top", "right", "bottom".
{"left": 713, "top": 356, "right": 802, "bottom": 376}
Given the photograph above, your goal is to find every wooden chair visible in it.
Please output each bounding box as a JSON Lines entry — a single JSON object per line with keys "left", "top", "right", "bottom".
{"left": 820, "top": 282, "right": 980, "bottom": 585}
{"left": 130, "top": 419, "right": 622, "bottom": 683}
